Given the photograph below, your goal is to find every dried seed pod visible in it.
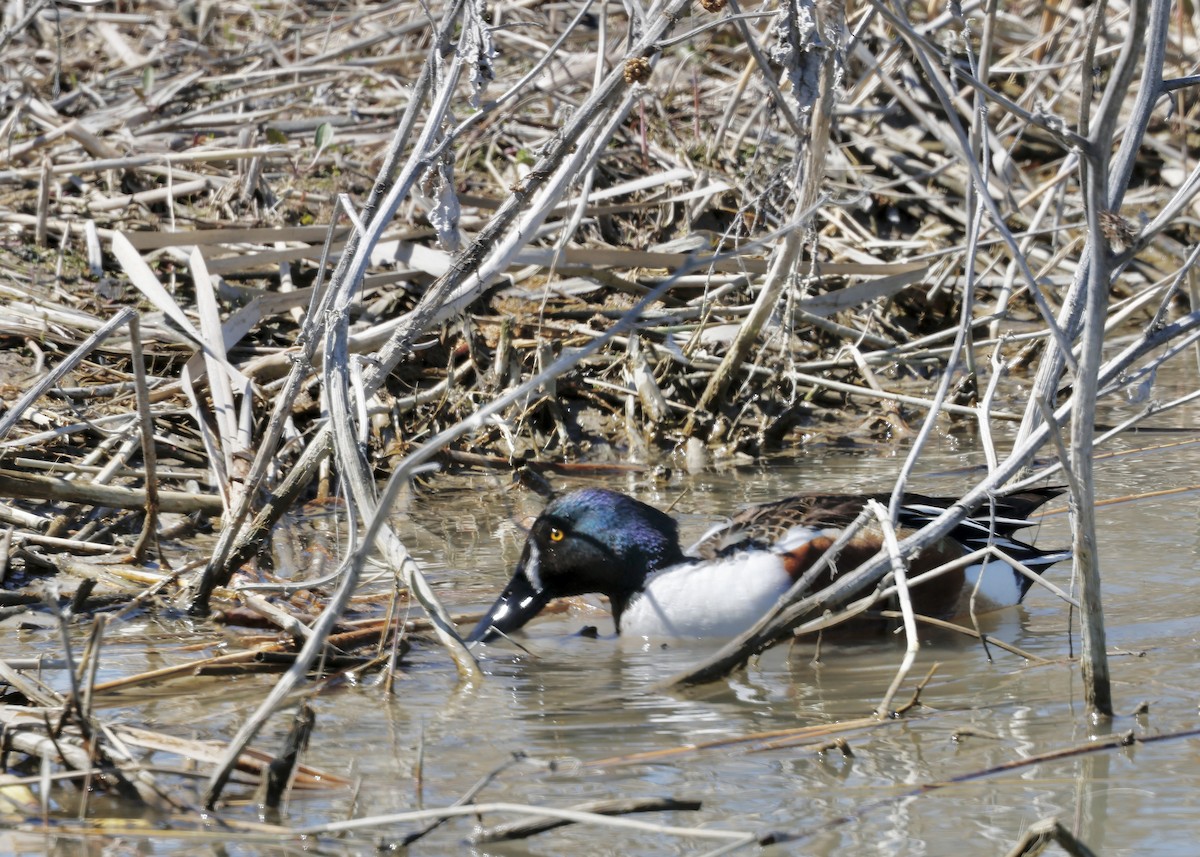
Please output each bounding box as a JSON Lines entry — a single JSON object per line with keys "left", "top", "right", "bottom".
{"left": 623, "top": 57, "right": 651, "bottom": 84}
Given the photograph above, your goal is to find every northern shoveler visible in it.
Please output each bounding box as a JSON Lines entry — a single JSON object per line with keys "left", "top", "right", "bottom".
{"left": 466, "top": 487, "right": 1068, "bottom": 642}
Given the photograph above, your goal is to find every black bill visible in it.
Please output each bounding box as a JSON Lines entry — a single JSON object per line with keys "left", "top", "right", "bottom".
{"left": 466, "top": 567, "right": 549, "bottom": 643}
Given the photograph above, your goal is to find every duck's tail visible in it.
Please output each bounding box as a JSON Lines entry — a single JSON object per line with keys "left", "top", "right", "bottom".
{"left": 900, "top": 487, "right": 1069, "bottom": 601}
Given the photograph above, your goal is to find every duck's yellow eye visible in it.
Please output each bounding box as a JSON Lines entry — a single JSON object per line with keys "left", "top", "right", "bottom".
{"left": 549, "top": 527, "right": 565, "bottom": 542}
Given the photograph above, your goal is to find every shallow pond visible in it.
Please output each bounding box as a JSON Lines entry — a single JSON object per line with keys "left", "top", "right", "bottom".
{"left": 5, "top": 424, "right": 1200, "bottom": 856}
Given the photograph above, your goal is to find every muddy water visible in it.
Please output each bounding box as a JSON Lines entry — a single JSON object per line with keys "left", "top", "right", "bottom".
{"left": 388, "top": 441, "right": 1198, "bottom": 857}
{"left": 7, "top": 430, "right": 1200, "bottom": 855}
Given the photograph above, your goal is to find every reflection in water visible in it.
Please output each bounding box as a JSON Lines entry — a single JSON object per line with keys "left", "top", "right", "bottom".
{"left": 1077, "top": 744, "right": 1112, "bottom": 852}
{"left": 398, "top": 443, "right": 1200, "bottom": 856}
{"left": 7, "top": 437, "right": 1200, "bottom": 855}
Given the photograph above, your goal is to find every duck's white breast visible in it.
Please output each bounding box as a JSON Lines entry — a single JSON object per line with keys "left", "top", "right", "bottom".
{"left": 619, "top": 552, "right": 793, "bottom": 640}
{"left": 962, "top": 558, "right": 1025, "bottom": 608}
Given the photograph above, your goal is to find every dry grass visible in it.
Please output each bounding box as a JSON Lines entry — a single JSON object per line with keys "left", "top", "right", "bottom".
{"left": 0, "top": 0, "right": 1199, "bottom": 843}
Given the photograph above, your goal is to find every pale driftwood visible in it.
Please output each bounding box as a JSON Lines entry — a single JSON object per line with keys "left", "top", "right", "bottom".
{"left": 0, "top": 468, "right": 223, "bottom": 515}
{"left": 293, "top": 801, "right": 755, "bottom": 845}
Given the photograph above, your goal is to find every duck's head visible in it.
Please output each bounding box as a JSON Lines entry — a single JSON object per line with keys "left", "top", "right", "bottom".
{"left": 467, "top": 488, "right": 686, "bottom": 643}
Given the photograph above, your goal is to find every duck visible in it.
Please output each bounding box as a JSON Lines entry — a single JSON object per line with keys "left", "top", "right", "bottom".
{"left": 466, "top": 487, "right": 1068, "bottom": 643}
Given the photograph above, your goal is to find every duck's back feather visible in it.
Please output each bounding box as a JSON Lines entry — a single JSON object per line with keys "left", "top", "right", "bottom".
{"left": 689, "top": 489, "right": 1062, "bottom": 561}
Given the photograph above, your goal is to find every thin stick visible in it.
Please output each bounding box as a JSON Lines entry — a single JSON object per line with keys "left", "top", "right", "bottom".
{"left": 294, "top": 801, "right": 755, "bottom": 843}
{"left": 125, "top": 313, "right": 160, "bottom": 562}
{"left": 868, "top": 500, "right": 918, "bottom": 718}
